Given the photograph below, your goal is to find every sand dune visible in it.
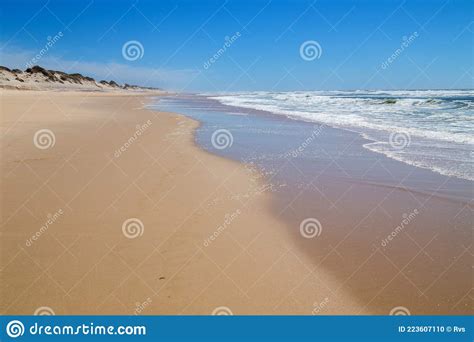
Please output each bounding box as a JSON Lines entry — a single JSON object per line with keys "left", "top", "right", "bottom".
{"left": 0, "top": 65, "right": 161, "bottom": 93}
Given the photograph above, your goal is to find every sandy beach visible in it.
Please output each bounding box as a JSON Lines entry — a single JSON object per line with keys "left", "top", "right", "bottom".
{"left": 153, "top": 94, "right": 474, "bottom": 316}
{"left": 0, "top": 90, "right": 369, "bottom": 315}
{"left": 1, "top": 2, "right": 472, "bottom": 341}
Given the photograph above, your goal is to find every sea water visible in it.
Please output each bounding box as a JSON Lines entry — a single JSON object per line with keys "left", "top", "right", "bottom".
{"left": 210, "top": 90, "right": 473, "bottom": 181}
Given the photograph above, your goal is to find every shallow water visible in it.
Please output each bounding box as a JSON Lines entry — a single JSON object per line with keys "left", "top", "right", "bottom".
{"left": 149, "top": 94, "right": 472, "bottom": 203}
{"left": 209, "top": 90, "right": 474, "bottom": 181}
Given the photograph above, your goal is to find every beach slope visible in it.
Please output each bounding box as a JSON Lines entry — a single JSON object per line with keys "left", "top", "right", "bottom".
{"left": 0, "top": 90, "right": 365, "bottom": 315}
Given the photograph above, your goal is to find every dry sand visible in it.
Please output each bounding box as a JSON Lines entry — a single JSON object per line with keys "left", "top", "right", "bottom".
{"left": 0, "top": 90, "right": 367, "bottom": 315}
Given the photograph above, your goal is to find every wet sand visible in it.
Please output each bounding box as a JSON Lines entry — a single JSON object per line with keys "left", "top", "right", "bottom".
{"left": 153, "top": 95, "right": 473, "bottom": 315}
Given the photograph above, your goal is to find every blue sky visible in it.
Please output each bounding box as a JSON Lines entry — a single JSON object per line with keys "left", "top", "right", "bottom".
{"left": 0, "top": 0, "right": 472, "bottom": 91}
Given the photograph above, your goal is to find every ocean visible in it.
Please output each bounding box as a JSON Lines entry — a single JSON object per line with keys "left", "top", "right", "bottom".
{"left": 209, "top": 90, "right": 474, "bottom": 181}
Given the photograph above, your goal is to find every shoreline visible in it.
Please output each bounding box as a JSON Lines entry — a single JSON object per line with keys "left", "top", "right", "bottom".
{"left": 153, "top": 94, "right": 473, "bottom": 203}
{"left": 208, "top": 90, "right": 474, "bottom": 182}
{"left": 0, "top": 89, "right": 367, "bottom": 315}
{"left": 152, "top": 94, "right": 473, "bottom": 315}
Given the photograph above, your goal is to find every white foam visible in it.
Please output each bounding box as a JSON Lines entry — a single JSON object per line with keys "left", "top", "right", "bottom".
{"left": 210, "top": 90, "right": 474, "bottom": 181}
